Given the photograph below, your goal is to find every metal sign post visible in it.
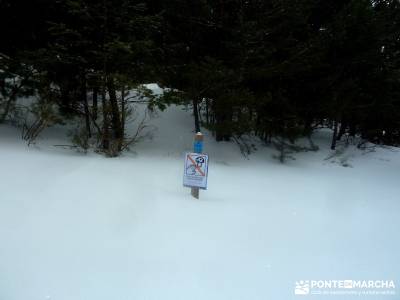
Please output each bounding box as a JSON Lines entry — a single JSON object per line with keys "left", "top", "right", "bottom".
{"left": 191, "top": 132, "right": 203, "bottom": 199}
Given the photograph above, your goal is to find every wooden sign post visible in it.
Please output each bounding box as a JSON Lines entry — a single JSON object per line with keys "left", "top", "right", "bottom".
{"left": 191, "top": 132, "right": 204, "bottom": 199}
{"left": 183, "top": 132, "right": 208, "bottom": 199}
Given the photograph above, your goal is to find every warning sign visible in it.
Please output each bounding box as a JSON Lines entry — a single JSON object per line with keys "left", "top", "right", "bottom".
{"left": 183, "top": 152, "right": 209, "bottom": 189}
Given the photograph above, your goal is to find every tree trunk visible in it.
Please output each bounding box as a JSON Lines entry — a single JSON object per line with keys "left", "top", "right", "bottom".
{"left": 93, "top": 86, "right": 98, "bottom": 120}
{"left": 337, "top": 119, "right": 347, "bottom": 141}
{"left": 81, "top": 75, "right": 92, "bottom": 138}
{"left": 192, "top": 97, "right": 201, "bottom": 133}
{"left": 107, "top": 77, "right": 123, "bottom": 150}
{"left": 205, "top": 98, "right": 210, "bottom": 126}
{"left": 215, "top": 106, "right": 232, "bottom": 141}
{"left": 331, "top": 120, "right": 338, "bottom": 150}
{"left": 101, "top": 85, "right": 110, "bottom": 151}
{"left": 120, "top": 85, "right": 126, "bottom": 148}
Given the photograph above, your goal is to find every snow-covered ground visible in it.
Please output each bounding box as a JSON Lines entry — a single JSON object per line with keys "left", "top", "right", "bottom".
{"left": 1, "top": 101, "right": 399, "bottom": 300}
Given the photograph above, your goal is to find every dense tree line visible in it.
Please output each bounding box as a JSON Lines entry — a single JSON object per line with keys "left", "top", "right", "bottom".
{"left": 1, "top": 0, "right": 399, "bottom": 156}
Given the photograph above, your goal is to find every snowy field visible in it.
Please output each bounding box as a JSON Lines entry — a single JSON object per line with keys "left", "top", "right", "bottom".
{"left": 1, "top": 101, "right": 400, "bottom": 300}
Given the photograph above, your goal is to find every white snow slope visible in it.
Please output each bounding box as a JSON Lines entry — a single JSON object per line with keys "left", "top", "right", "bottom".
{"left": 1, "top": 99, "right": 400, "bottom": 300}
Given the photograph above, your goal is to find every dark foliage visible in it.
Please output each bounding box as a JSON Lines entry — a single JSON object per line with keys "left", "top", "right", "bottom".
{"left": 1, "top": 0, "right": 399, "bottom": 155}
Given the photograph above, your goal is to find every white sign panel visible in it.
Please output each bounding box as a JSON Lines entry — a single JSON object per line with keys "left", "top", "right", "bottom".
{"left": 183, "top": 152, "right": 209, "bottom": 189}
